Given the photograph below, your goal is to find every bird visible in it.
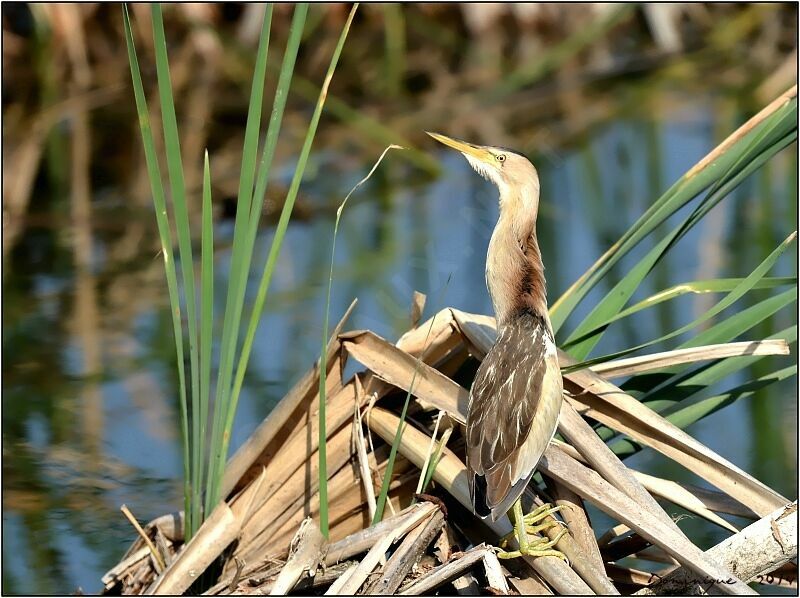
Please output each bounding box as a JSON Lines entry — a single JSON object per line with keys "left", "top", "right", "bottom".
{"left": 427, "top": 132, "right": 565, "bottom": 559}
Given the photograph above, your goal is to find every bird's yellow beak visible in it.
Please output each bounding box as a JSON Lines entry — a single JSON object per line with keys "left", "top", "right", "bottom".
{"left": 426, "top": 132, "right": 493, "bottom": 164}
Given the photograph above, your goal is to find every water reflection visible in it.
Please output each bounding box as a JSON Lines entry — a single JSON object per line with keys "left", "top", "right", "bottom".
{"left": 3, "top": 95, "right": 797, "bottom": 593}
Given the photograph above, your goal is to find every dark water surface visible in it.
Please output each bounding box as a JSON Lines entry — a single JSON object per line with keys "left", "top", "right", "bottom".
{"left": 3, "top": 92, "right": 797, "bottom": 593}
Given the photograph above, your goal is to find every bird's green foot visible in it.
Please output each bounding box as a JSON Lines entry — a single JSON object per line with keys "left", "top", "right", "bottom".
{"left": 495, "top": 500, "right": 569, "bottom": 561}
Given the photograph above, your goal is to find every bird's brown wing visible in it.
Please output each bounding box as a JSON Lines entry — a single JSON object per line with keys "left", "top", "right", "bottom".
{"left": 466, "top": 310, "right": 562, "bottom": 520}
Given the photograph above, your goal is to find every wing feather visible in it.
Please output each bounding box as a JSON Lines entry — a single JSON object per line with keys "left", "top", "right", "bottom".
{"left": 466, "top": 311, "right": 563, "bottom": 520}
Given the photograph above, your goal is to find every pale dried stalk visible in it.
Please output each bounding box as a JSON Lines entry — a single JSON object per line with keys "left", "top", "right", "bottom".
{"left": 556, "top": 440, "right": 748, "bottom": 530}
{"left": 330, "top": 502, "right": 437, "bottom": 595}
{"left": 482, "top": 550, "right": 511, "bottom": 593}
{"left": 325, "top": 563, "right": 359, "bottom": 595}
{"left": 120, "top": 505, "right": 165, "bottom": 573}
{"left": 238, "top": 447, "right": 383, "bottom": 569}
{"left": 215, "top": 436, "right": 355, "bottom": 587}
{"left": 239, "top": 412, "right": 356, "bottom": 553}
{"left": 685, "top": 85, "right": 797, "bottom": 179}
{"left": 589, "top": 339, "right": 789, "bottom": 379}
{"left": 396, "top": 309, "right": 456, "bottom": 357}
{"left": 269, "top": 518, "right": 326, "bottom": 595}
{"left": 538, "top": 447, "right": 754, "bottom": 596}
{"left": 269, "top": 467, "right": 418, "bottom": 557}
{"left": 398, "top": 545, "right": 492, "bottom": 595}
{"left": 246, "top": 369, "right": 355, "bottom": 508}
{"left": 605, "top": 563, "right": 662, "bottom": 589}
{"left": 547, "top": 480, "right": 606, "bottom": 579}
{"left": 326, "top": 503, "right": 433, "bottom": 565}
{"left": 102, "top": 545, "right": 152, "bottom": 590}
{"left": 354, "top": 398, "right": 377, "bottom": 521}
{"left": 150, "top": 469, "right": 267, "bottom": 594}
{"left": 597, "top": 522, "right": 633, "bottom": 547}
{"left": 522, "top": 485, "right": 619, "bottom": 595}
{"left": 558, "top": 400, "right": 689, "bottom": 543}
{"left": 658, "top": 482, "right": 758, "bottom": 520}
{"left": 505, "top": 567, "right": 553, "bottom": 595}
{"left": 561, "top": 358, "right": 787, "bottom": 518}
{"left": 367, "top": 508, "right": 446, "bottom": 594}
{"left": 633, "top": 470, "right": 738, "bottom": 533}
{"left": 416, "top": 410, "right": 444, "bottom": 495}
{"left": 146, "top": 503, "right": 238, "bottom": 595}
{"left": 637, "top": 502, "right": 798, "bottom": 596}
{"left": 342, "top": 330, "right": 469, "bottom": 425}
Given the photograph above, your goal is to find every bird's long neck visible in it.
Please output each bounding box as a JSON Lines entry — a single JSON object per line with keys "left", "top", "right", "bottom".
{"left": 486, "top": 182, "right": 547, "bottom": 328}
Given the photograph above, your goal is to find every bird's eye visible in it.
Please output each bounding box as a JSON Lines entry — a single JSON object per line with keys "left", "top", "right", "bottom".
{"left": 496, "top": 154, "right": 506, "bottom": 163}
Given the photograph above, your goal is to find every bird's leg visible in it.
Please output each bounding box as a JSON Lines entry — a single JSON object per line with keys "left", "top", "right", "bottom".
{"left": 496, "top": 499, "right": 568, "bottom": 560}
{"left": 498, "top": 503, "right": 564, "bottom": 545}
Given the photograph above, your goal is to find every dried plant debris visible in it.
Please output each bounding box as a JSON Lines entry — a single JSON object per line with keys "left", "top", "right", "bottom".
{"left": 103, "top": 304, "right": 796, "bottom": 596}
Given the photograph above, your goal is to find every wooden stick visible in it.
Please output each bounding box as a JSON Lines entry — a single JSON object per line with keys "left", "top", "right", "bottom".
{"left": 398, "top": 545, "right": 491, "bottom": 595}
{"left": 538, "top": 446, "right": 755, "bottom": 596}
{"left": 558, "top": 400, "right": 690, "bottom": 540}
{"left": 637, "top": 501, "right": 798, "bottom": 595}
{"left": 367, "top": 508, "right": 446, "bottom": 594}
{"left": 331, "top": 502, "right": 437, "bottom": 595}
{"left": 269, "top": 518, "right": 326, "bottom": 595}
{"left": 120, "top": 504, "right": 165, "bottom": 573}
{"left": 546, "top": 478, "right": 607, "bottom": 581}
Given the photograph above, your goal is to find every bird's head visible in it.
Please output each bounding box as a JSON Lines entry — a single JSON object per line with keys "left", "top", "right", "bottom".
{"left": 426, "top": 132, "right": 539, "bottom": 198}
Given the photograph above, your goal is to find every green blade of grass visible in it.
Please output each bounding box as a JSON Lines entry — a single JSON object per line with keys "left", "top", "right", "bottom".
{"left": 318, "top": 144, "right": 403, "bottom": 537}
{"left": 563, "top": 233, "right": 796, "bottom": 374}
{"left": 221, "top": 7, "right": 307, "bottom": 478}
{"left": 247, "top": 8, "right": 304, "bottom": 228}
{"left": 199, "top": 150, "right": 214, "bottom": 524}
{"left": 640, "top": 312, "right": 798, "bottom": 413}
{"left": 204, "top": 6, "right": 275, "bottom": 513}
{"left": 151, "top": 4, "right": 202, "bottom": 533}
{"left": 122, "top": 4, "right": 193, "bottom": 537}
{"left": 212, "top": 4, "right": 359, "bottom": 512}
{"left": 572, "top": 277, "right": 795, "bottom": 343}
{"left": 563, "top": 120, "right": 797, "bottom": 359}
{"left": 382, "top": 4, "right": 405, "bottom": 96}
{"left": 550, "top": 94, "right": 797, "bottom": 336}
{"left": 593, "top": 299, "right": 797, "bottom": 445}
{"left": 610, "top": 361, "right": 797, "bottom": 460}
{"left": 665, "top": 365, "right": 797, "bottom": 423}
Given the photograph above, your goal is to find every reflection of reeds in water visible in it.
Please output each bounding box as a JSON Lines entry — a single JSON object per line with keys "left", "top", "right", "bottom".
{"left": 103, "top": 87, "right": 797, "bottom": 594}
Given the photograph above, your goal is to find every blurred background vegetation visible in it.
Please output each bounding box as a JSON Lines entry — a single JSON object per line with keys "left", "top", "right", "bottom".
{"left": 2, "top": 3, "right": 797, "bottom": 594}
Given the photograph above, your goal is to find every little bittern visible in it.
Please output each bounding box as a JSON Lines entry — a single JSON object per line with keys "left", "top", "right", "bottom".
{"left": 428, "top": 132, "right": 565, "bottom": 559}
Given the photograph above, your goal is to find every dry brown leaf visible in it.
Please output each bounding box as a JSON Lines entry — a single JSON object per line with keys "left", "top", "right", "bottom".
{"left": 590, "top": 340, "right": 789, "bottom": 379}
